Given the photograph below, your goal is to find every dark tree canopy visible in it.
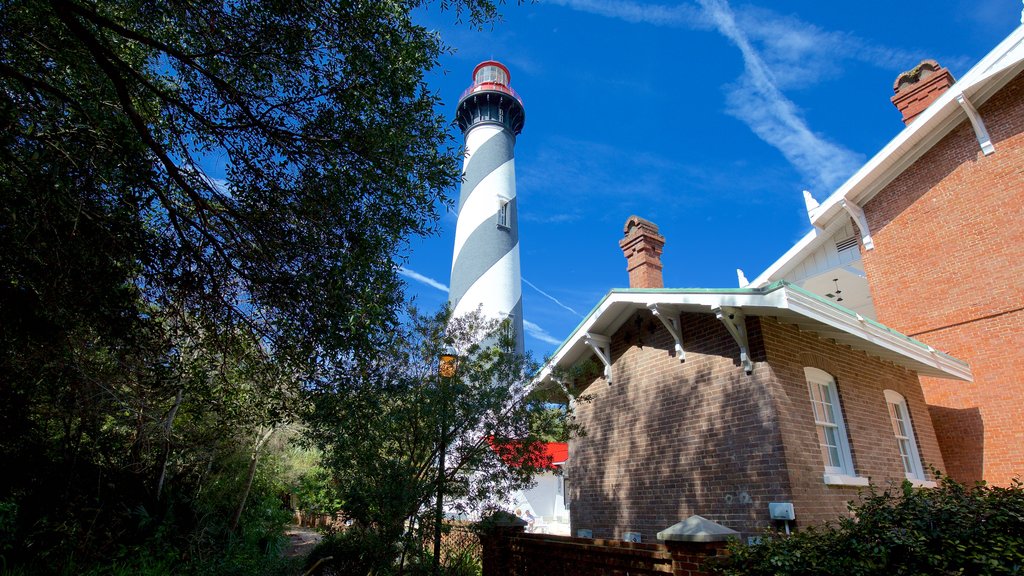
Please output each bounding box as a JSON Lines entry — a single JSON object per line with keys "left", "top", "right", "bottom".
{"left": 1, "top": 0, "right": 485, "bottom": 361}
{"left": 0, "top": 0, "right": 506, "bottom": 570}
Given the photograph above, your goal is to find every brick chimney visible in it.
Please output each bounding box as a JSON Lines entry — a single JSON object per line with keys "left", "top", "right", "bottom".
{"left": 619, "top": 215, "right": 665, "bottom": 289}
{"left": 891, "top": 59, "right": 956, "bottom": 125}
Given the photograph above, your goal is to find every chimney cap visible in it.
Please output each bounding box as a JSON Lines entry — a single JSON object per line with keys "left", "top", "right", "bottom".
{"left": 622, "top": 215, "right": 661, "bottom": 237}
{"left": 890, "top": 59, "right": 955, "bottom": 125}
{"left": 893, "top": 59, "right": 944, "bottom": 93}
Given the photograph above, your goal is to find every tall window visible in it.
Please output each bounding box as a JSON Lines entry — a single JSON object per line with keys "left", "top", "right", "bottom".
{"left": 805, "top": 367, "right": 855, "bottom": 477}
{"left": 884, "top": 390, "right": 925, "bottom": 480}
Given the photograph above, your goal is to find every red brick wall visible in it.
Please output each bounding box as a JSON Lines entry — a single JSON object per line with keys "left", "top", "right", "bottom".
{"left": 861, "top": 71, "right": 1024, "bottom": 485}
{"left": 567, "top": 310, "right": 941, "bottom": 539}
{"left": 757, "top": 317, "right": 944, "bottom": 529}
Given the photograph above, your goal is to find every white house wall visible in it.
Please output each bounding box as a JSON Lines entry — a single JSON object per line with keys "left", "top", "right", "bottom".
{"left": 784, "top": 220, "right": 860, "bottom": 284}
{"left": 765, "top": 221, "right": 876, "bottom": 319}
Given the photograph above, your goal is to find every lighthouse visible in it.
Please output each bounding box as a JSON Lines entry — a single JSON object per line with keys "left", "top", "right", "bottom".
{"left": 450, "top": 61, "right": 526, "bottom": 353}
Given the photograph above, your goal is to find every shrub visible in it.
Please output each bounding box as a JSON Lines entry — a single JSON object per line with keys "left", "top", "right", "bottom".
{"left": 304, "top": 526, "right": 482, "bottom": 576}
{"left": 305, "top": 527, "right": 399, "bottom": 576}
{"left": 712, "top": 474, "right": 1024, "bottom": 576}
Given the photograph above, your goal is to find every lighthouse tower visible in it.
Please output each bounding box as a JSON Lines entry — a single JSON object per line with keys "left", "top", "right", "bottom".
{"left": 450, "top": 61, "right": 526, "bottom": 353}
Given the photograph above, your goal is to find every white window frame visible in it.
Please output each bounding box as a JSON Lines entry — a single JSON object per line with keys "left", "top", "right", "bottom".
{"left": 496, "top": 197, "right": 511, "bottom": 229}
{"left": 805, "top": 368, "right": 866, "bottom": 486}
{"left": 884, "top": 389, "right": 927, "bottom": 482}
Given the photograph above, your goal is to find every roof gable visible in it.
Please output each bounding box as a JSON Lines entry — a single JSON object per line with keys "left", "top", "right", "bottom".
{"left": 752, "top": 25, "right": 1024, "bottom": 286}
{"left": 812, "top": 25, "right": 1024, "bottom": 228}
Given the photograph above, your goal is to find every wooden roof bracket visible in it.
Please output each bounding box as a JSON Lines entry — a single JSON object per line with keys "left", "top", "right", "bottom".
{"left": 714, "top": 306, "right": 754, "bottom": 375}
{"left": 839, "top": 198, "right": 874, "bottom": 251}
{"left": 649, "top": 304, "right": 685, "bottom": 362}
{"left": 956, "top": 93, "right": 996, "bottom": 156}
{"left": 584, "top": 333, "right": 613, "bottom": 385}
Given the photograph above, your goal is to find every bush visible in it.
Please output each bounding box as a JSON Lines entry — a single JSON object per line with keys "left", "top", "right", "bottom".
{"left": 712, "top": 474, "right": 1024, "bottom": 576}
{"left": 305, "top": 527, "right": 400, "bottom": 576}
{"left": 304, "top": 526, "right": 482, "bottom": 576}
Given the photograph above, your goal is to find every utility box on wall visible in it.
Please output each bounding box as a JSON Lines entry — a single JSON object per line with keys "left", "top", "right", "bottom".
{"left": 768, "top": 502, "right": 795, "bottom": 521}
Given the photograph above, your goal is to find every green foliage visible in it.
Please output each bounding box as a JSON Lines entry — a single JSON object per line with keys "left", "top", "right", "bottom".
{"left": 306, "top": 527, "right": 399, "bottom": 576}
{"left": 294, "top": 466, "right": 343, "bottom": 516}
{"left": 0, "top": 499, "right": 14, "bottom": 557}
{"left": 530, "top": 405, "right": 573, "bottom": 442}
{"left": 712, "top": 474, "right": 1024, "bottom": 576}
{"left": 439, "top": 546, "right": 483, "bottom": 576}
{"left": 305, "top": 527, "right": 482, "bottom": 576}
{"left": 0, "top": 0, "right": 509, "bottom": 572}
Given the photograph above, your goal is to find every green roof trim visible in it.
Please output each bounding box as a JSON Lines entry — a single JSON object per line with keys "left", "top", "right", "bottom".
{"left": 538, "top": 280, "right": 968, "bottom": 374}
{"left": 780, "top": 281, "right": 968, "bottom": 368}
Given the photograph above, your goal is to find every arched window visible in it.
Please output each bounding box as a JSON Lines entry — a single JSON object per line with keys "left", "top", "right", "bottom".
{"left": 805, "top": 367, "right": 857, "bottom": 481}
{"left": 884, "top": 390, "right": 925, "bottom": 481}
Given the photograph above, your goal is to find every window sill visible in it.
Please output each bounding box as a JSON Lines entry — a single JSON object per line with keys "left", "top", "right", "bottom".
{"left": 908, "top": 478, "right": 937, "bottom": 488}
{"left": 823, "top": 474, "right": 870, "bottom": 487}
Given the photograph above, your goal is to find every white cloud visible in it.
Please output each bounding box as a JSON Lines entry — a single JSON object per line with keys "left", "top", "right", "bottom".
{"left": 547, "top": 0, "right": 871, "bottom": 191}
{"left": 697, "top": 0, "right": 864, "bottom": 190}
{"left": 523, "top": 319, "right": 564, "bottom": 345}
{"left": 546, "top": 0, "right": 708, "bottom": 28}
{"left": 398, "top": 267, "right": 450, "bottom": 293}
{"left": 733, "top": 7, "right": 928, "bottom": 89}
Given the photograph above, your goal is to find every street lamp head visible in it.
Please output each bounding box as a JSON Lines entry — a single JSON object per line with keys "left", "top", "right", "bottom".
{"left": 439, "top": 345, "right": 458, "bottom": 378}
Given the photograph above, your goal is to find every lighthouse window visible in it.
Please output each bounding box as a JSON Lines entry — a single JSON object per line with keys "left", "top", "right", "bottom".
{"left": 496, "top": 199, "right": 510, "bottom": 229}
{"left": 475, "top": 65, "right": 507, "bottom": 86}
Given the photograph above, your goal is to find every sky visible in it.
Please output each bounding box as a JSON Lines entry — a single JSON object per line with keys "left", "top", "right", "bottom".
{"left": 399, "top": 0, "right": 1021, "bottom": 359}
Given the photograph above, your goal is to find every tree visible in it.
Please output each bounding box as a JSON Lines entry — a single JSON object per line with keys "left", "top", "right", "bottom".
{"left": 0, "top": 0, "right": 510, "bottom": 570}
{"left": 302, "top": 306, "right": 574, "bottom": 572}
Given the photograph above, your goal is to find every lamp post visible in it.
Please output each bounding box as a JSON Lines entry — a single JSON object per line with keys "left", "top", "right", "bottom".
{"left": 433, "top": 345, "right": 458, "bottom": 576}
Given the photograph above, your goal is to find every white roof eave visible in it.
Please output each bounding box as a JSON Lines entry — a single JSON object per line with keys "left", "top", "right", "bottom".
{"left": 745, "top": 26, "right": 1024, "bottom": 287}
{"left": 535, "top": 284, "right": 972, "bottom": 386}
{"left": 810, "top": 25, "right": 1024, "bottom": 230}
{"left": 780, "top": 287, "right": 973, "bottom": 381}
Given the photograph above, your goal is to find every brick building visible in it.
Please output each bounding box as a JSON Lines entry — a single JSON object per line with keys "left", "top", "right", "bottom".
{"left": 748, "top": 25, "right": 1024, "bottom": 485}
{"left": 535, "top": 217, "right": 970, "bottom": 541}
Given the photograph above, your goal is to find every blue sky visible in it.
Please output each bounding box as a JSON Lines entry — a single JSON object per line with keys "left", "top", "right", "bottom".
{"left": 399, "top": 0, "right": 1020, "bottom": 358}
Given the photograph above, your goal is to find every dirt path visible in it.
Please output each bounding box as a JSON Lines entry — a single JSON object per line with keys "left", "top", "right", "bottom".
{"left": 284, "top": 525, "right": 323, "bottom": 559}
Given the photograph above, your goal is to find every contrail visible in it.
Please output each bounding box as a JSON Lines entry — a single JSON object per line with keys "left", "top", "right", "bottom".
{"left": 398, "top": 267, "right": 449, "bottom": 293}
{"left": 523, "top": 277, "right": 582, "bottom": 317}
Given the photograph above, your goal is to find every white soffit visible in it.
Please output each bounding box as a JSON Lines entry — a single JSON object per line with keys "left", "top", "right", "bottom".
{"left": 535, "top": 283, "right": 972, "bottom": 386}
{"left": 749, "top": 217, "right": 850, "bottom": 286}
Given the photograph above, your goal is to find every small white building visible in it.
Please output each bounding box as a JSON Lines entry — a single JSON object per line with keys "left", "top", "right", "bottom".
{"left": 508, "top": 442, "right": 570, "bottom": 535}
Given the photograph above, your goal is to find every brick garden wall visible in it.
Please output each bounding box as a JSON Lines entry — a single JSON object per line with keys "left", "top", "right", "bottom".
{"left": 861, "top": 70, "right": 1024, "bottom": 485}
{"left": 481, "top": 528, "right": 729, "bottom": 576}
{"left": 567, "top": 309, "right": 944, "bottom": 539}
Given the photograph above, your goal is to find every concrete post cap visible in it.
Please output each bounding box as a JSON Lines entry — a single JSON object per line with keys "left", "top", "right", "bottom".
{"left": 656, "top": 515, "right": 739, "bottom": 543}
{"left": 479, "top": 511, "right": 528, "bottom": 528}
